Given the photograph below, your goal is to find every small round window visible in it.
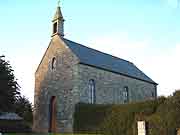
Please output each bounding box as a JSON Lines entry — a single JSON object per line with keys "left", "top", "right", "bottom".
{"left": 51, "top": 57, "right": 56, "bottom": 70}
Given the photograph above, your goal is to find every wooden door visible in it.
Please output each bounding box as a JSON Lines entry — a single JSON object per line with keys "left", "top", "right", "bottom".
{"left": 49, "top": 96, "right": 56, "bottom": 133}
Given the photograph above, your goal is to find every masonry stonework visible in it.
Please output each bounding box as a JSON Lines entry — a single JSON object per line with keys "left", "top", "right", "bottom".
{"left": 77, "top": 64, "right": 156, "bottom": 104}
{"left": 33, "top": 36, "right": 157, "bottom": 133}
{"left": 33, "top": 36, "right": 79, "bottom": 133}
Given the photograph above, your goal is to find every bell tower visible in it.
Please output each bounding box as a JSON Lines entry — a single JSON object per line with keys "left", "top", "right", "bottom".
{"left": 52, "top": 1, "right": 64, "bottom": 37}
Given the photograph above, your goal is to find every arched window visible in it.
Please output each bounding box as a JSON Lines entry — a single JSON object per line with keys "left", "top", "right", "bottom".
{"left": 51, "top": 57, "right": 56, "bottom": 70}
{"left": 123, "top": 86, "right": 129, "bottom": 103}
{"left": 53, "top": 22, "right": 58, "bottom": 34}
{"left": 89, "top": 79, "right": 96, "bottom": 104}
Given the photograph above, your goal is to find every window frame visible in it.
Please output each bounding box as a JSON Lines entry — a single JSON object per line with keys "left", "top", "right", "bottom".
{"left": 51, "top": 57, "right": 56, "bottom": 70}
{"left": 88, "top": 79, "right": 96, "bottom": 104}
{"left": 123, "top": 86, "right": 129, "bottom": 103}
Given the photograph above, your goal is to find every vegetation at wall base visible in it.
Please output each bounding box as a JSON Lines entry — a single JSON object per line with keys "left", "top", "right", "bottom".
{"left": 74, "top": 91, "right": 180, "bottom": 135}
{"left": 0, "top": 120, "right": 32, "bottom": 133}
{"left": 14, "top": 96, "right": 33, "bottom": 126}
{"left": 74, "top": 103, "right": 111, "bottom": 134}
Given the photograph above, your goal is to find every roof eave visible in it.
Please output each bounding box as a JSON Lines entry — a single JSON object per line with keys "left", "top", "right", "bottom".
{"left": 79, "top": 62, "right": 158, "bottom": 85}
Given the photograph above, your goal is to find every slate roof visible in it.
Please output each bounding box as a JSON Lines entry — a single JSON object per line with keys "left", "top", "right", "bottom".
{"left": 63, "top": 38, "right": 157, "bottom": 84}
{"left": 0, "top": 112, "right": 23, "bottom": 120}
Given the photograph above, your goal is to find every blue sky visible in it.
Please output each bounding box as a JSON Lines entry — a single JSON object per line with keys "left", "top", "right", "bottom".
{"left": 1, "top": 0, "right": 180, "bottom": 103}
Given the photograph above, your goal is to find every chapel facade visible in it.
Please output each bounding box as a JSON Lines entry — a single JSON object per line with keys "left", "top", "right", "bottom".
{"left": 33, "top": 4, "right": 157, "bottom": 133}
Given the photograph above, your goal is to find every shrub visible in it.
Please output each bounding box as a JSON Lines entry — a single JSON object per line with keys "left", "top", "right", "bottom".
{"left": 74, "top": 91, "right": 180, "bottom": 135}
{"left": 0, "top": 120, "right": 31, "bottom": 133}
{"left": 73, "top": 103, "right": 111, "bottom": 134}
{"left": 74, "top": 100, "right": 159, "bottom": 135}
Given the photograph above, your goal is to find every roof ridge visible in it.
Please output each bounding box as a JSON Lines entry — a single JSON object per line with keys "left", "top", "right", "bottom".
{"left": 63, "top": 38, "right": 133, "bottom": 64}
{"left": 62, "top": 37, "right": 157, "bottom": 85}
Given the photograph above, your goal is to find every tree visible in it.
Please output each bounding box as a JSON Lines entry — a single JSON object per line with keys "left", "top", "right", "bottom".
{"left": 0, "top": 55, "right": 33, "bottom": 128}
{"left": 0, "top": 55, "right": 20, "bottom": 112}
{"left": 15, "top": 96, "right": 33, "bottom": 125}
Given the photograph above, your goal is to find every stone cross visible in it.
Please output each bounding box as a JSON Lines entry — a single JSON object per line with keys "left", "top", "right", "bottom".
{"left": 58, "top": 0, "right": 61, "bottom": 6}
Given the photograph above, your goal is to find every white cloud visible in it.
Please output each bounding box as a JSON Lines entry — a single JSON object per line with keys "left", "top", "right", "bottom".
{"left": 143, "top": 44, "right": 180, "bottom": 96}
{"left": 11, "top": 55, "right": 38, "bottom": 103}
{"left": 165, "top": 0, "right": 179, "bottom": 8}
{"left": 5, "top": 40, "right": 48, "bottom": 103}
{"left": 87, "top": 33, "right": 180, "bottom": 96}
{"left": 87, "top": 32, "right": 150, "bottom": 61}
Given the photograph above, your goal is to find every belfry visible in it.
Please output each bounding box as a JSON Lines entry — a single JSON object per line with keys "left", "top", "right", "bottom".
{"left": 52, "top": 1, "right": 64, "bottom": 37}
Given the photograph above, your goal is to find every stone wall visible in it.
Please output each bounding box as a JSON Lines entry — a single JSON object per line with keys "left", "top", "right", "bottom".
{"left": 77, "top": 64, "right": 156, "bottom": 104}
{"left": 33, "top": 35, "right": 79, "bottom": 133}
{"left": 33, "top": 35, "right": 157, "bottom": 133}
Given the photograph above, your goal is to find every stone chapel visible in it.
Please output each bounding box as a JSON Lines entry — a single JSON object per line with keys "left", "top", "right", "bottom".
{"left": 33, "top": 3, "right": 157, "bottom": 133}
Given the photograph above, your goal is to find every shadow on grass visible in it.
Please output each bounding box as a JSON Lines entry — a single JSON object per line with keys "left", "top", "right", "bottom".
{"left": 4, "top": 133, "right": 97, "bottom": 135}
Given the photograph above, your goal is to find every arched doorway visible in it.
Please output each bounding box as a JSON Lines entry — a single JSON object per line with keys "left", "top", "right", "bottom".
{"left": 49, "top": 96, "right": 56, "bottom": 133}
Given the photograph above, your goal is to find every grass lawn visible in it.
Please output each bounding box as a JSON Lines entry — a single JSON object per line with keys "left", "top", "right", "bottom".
{"left": 4, "top": 133, "right": 95, "bottom": 135}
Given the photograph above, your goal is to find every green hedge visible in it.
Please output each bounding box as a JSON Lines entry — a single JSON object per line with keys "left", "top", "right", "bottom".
{"left": 74, "top": 90, "right": 180, "bottom": 135}
{"left": 73, "top": 100, "right": 160, "bottom": 134}
{"left": 73, "top": 103, "right": 111, "bottom": 134}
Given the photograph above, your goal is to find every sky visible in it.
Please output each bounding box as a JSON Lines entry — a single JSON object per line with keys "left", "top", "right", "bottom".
{"left": 0, "top": 0, "right": 180, "bottom": 103}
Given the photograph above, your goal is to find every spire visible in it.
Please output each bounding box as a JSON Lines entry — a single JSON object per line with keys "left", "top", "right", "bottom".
{"left": 52, "top": 6, "right": 63, "bottom": 21}
{"left": 52, "top": 0, "right": 64, "bottom": 37}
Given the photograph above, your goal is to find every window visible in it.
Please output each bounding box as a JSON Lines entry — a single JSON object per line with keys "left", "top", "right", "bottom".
{"left": 123, "top": 86, "right": 129, "bottom": 103}
{"left": 51, "top": 57, "right": 56, "bottom": 70}
{"left": 89, "top": 79, "right": 96, "bottom": 104}
{"left": 151, "top": 92, "right": 155, "bottom": 98}
{"left": 53, "top": 22, "right": 57, "bottom": 34}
